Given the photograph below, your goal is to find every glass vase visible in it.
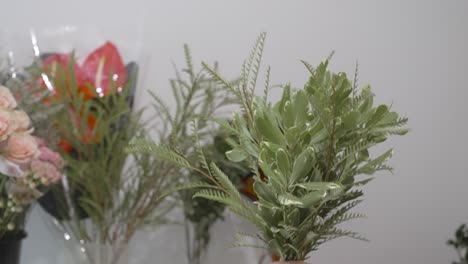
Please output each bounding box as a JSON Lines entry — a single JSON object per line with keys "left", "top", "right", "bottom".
{"left": 80, "top": 243, "right": 129, "bottom": 264}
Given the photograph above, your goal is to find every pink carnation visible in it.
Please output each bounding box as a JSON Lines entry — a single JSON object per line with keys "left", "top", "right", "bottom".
{"left": 34, "top": 136, "right": 46, "bottom": 147}
{"left": 38, "top": 146, "right": 65, "bottom": 169}
{"left": 30, "top": 160, "right": 62, "bottom": 185}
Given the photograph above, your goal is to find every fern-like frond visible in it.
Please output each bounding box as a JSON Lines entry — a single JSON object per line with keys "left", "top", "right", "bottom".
{"left": 371, "top": 126, "right": 409, "bottom": 136}
{"left": 155, "top": 182, "right": 222, "bottom": 203}
{"left": 193, "top": 189, "right": 234, "bottom": 206}
{"left": 246, "top": 32, "right": 267, "bottom": 97}
{"left": 183, "top": 44, "right": 195, "bottom": 81}
{"left": 229, "top": 205, "right": 262, "bottom": 229}
{"left": 301, "top": 60, "right": 315, "bottom": 75}
{"left": 202, "top": 62, "right": 240, "bottom": 99}
{"left": 210, "top": 162, "right": 241, "bottom": 199}
{"left": 325, "top": 227, "right": 368, "bottom": 242}
{"left": 329, "top": 212, "right": 367, "bottom": 226}
{"left": 230, "top": 242, "right": 268, "bottom": 250}
{"left": 126, "top": 140, "right": 192, "bottom": 169}
{"left": 264, "top": 66, "right": 271, "bottom": 100}
{"left": 352, "top": 61, "right": 359, "bottom": 102}
{"left": 320, "top": 199, "right": 363, "bottom": 229}
{"left": 149, "top": 90, "right": 174, "bottom": 124}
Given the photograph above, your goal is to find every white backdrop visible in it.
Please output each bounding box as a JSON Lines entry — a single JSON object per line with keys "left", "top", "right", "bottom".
{"left": 0, "top": 0, "right": 467, "bottom": 263}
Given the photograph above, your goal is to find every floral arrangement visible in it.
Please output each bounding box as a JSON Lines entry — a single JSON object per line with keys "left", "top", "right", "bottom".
{"left": 0, "top": 85, "right": 63, "bottom": 238}
{"left": 30, "top": 40, "right": 180, "bottom": 264}
{"left": 35, "top": 41, "right": 137, "bottom": 220}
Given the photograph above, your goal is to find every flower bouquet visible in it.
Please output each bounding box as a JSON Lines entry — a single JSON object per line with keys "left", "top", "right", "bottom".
{"left": 36, "top": 40, "right": 138, "bottom": 221}
{"left": 0, "top": 84, "right": 63, "bottom": 264}
{"left": 24, "top": 30, "right": 179, "bottom": 264}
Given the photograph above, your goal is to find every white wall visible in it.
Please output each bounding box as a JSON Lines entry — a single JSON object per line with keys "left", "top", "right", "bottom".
{"left": 0, "top": 0, "right": 467, "bottom": 263}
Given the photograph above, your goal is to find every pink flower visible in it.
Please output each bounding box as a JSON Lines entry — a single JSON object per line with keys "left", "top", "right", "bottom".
{"left": 34, "top": 136, "right": 46, "bottom": 147}
{"left": 0, "top": 86, "right": 17, "bottom": 110}
{"left": 0, "top": 110, "right": 13, "bottom": 141}
{"left": 4, "top": 133, "right": 40, "bottom": 165}
{"left": 12, "top": 110, "right": 31, "bottom": 132}
{"left": 30, "top": 160, "right": 62, "bottom": 185}
{"left": 38, "top": 146, "right": 64, "bottom": 169}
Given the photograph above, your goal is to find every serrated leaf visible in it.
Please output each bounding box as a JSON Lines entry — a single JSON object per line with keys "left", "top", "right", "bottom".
{"left": 356, "top": 149, "right": 393, "bottom": 175}
{"left": 214, "top": 118, "right": 237, "bottom": 134}
{"left": 193, "top": 189, "right": 234, "bottom": 206}
{"left": 210, "top": 162, "right": 241, "bottom": 199}
{"left": 156, "top": 182, "right": 219, "bottom": 202}
{"left": 126, "top": 142, "right": 192, "bottom": 169}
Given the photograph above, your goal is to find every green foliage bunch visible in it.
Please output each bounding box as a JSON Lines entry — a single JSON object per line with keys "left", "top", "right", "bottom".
{"left": 141, "top": 45, "right": 246, "bottom": 264}
{"left": 448, "top": 224, "right": 468, "bottom": 264}
{"left": 128, "top": 33, "right": 408, "bottom": 261}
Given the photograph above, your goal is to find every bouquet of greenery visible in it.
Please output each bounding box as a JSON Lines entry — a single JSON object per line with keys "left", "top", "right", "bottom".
{"left": 448, "top": 224, "right": 468, "bottom": 264}
{"left": 148, "top": 45, "right": 247, "bottom": 264}
{"left": 129, "top": 33, "right": 409, "bottom": 263}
